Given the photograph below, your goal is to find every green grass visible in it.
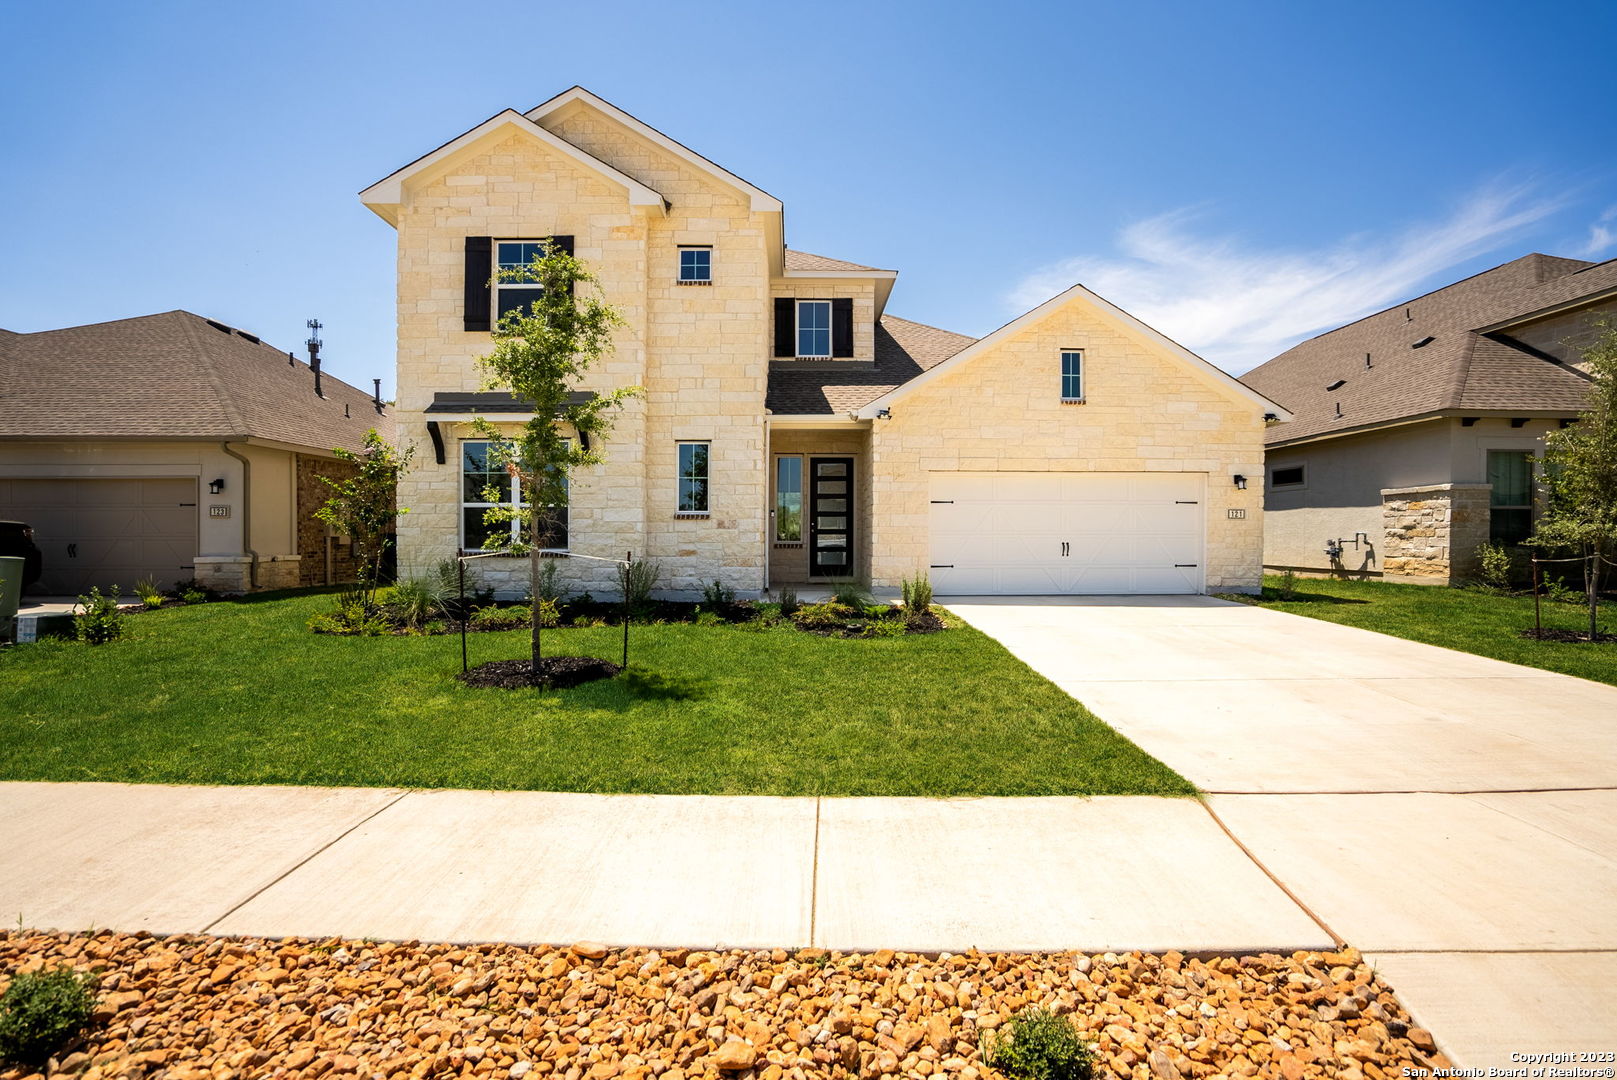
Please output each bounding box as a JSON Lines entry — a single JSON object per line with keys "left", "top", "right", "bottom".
{"left": 1229, "top": 574, "right": 1617, "bottom": 686}
{"left": 0, "top": 591, "right": 1190, "bottom": 797}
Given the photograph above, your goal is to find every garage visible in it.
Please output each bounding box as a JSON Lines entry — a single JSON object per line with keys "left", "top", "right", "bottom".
{"left": 928, "top": 472, "right": 1205, "bottom": 595}
{"left": 0, "top": 478, "right": 198, "bottom": 595}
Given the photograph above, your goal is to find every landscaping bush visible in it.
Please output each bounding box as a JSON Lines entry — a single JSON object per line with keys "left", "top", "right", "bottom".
{"left": 1475, "top": 541, "right": 1516, "bottom": 591}
{"left": 73, "top": 587, "right": 127, "bottom": 644}
{"left": 532, "top": 558, "right": 572, "bottom": 606}
{"left": 776, "top": 586, "right": 800, "bottom": 617}
{"left": 900, "top": 572, "right": 932, "bottom": 613}
{"left": 1545, "top": 575, "right": 1583, "bottom": 604}
{"left": 1276, "top": 569, "right": 1299, "bottom": 601}
{"left": 0, "top": 965, "right": 98, "bottom": 1068}
{"left": 983, "top": 1008, "right": 1095, "bottom": 1080}
{"left": 618, "top": 558, "right": 661, "bottom": 614}
{"left": 792, "top": 601, "right": 861, "bottom": 629}
{"left": 308, "top": 588, "right": 391, "bottom": 636}
{"left": 180, "top": 588, "right": 208, "bottom": 606}
{"left": 829, "top": 579, "right": 874, "bottom": 608}
{"left": 385, "top": 575, "right": 449, "bottom": 631}
{"left": 133, "top": 577, "right": 165, "bottom": 610}
{"left": 862, "top": 619, "right": 907, "bottom": 638}
{"left": 469, "top": 604, "right": 532, "bottom": 631}
{"left": 701, "top": 579, "right": 736, "bottom": 607}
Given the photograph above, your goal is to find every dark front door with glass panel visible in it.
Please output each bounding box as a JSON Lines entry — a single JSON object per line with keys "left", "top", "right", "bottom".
{"left": 808, "top": 457, "right": 854, "bottom": 577}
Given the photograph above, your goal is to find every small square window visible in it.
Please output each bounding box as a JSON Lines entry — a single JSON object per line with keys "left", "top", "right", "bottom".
{"left": 797, "top": 301, "right": 831, "bottom": 358}
{"left": 678, "top": 247, "right": 712, "bottom": 283}
{"left": 1060, "top": 350, "right": 1084, "bottom": 401}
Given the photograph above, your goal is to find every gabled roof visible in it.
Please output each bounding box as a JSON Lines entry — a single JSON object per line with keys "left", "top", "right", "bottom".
{"left": 0, "top": 311, "right": 391, "bottom": 452}
{"left": 767, "top": 316, "right": 976, "bottom": 415}
{"left": 526, "top": 87, "right": 782, "bottom": 213}
{"left": 1242, "top": 253, "right": 1612, "bottom": 447}
{"left": 360, "top": 109, "right": 667, "bottom": 226}
{"left": 783, "top": 250, "right": 891, "bottom": 273}
{"left": 850, "top": 284, "right": 1287, "bottom": 420}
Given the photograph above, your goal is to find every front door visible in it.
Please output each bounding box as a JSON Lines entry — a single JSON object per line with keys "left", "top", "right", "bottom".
{"left": 808, "top": 457, "right": 855, "bottom": 578}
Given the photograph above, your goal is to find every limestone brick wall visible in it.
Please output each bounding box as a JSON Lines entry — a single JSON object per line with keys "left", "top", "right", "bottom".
{"left": 866, "top": 301, "right": 1268, "bottom": 592}
{"left": 392, "top": 107, "right": 771, "bottom": 600}
{"left": 767, "top": 428, "right": 871, "bottom": 585}
{"left": 768, "top": 279, "right": 877, "bottom": 363}
{"left": 1380, "top": 484, "right": 1491, "bottom": 583}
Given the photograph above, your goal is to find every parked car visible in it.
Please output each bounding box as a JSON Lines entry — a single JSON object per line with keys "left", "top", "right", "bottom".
{"left": 0, "top": 521, "right": 44, "bottom": 590}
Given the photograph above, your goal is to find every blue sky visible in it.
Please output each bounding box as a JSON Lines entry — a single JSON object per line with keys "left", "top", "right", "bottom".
{"left": 3, "top": 0, "right": 1613, "bottom": 392}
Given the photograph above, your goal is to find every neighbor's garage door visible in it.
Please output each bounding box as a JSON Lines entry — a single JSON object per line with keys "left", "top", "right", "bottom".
{"left": 929, "top": 472, "right": 1205, "bottom": 594}
{"left": 0, "top": 478, "right": 198, "bottom": 595}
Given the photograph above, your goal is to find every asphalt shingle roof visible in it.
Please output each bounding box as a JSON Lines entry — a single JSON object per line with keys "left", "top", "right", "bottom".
{"left": 0, "top": 311, "right": 392, "bottom": 452}
{"left": 766, "top": 315, "right": 976, "bottom": 415}
{"left": 1243, "top": 254, "right": 1613, "bottom": 446}
{"left": 782, "top": 250, "right": 890, "bottom": 273}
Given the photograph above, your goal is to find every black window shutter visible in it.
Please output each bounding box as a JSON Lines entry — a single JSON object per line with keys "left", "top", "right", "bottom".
{"left": 463, "top": 236, "right": 492, "bottom": 332}
{"left": 832, "top": 298, "right": 854, "bottom": 357}
{"left": 773, "top": 298, "right": 795, "bottom": 357}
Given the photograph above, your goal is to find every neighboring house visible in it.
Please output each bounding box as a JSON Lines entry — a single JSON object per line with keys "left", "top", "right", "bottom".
{"left": 1243, "top": 254, "right": 1614, "bottom": 583}
{"left": 0, "top": 311, "right": 393, "bottom": 595}
{"left": 363, "top": 86, "right": 1284, "bottom": 598}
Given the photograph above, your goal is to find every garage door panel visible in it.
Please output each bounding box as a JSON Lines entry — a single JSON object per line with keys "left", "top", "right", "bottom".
{"left": 2, "top": 478, "right": 198, "bottom": 595}
{"left": 929, "top": 471, "right": 1204, "bottom": 595}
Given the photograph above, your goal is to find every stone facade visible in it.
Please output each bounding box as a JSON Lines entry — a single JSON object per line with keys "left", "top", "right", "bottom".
{"left": 1380, "top": 483, "right": 1492, "bottom": 583}
{"left": 294, "top": 455, "right": 362, "bottom": 588}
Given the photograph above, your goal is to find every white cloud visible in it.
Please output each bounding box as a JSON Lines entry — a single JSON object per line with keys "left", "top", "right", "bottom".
{"left": 1007, "top": 185, "right": 1562, "bottom": 374}
{"left": 1578, "top": 205, "right": 1617, "bottom": 259}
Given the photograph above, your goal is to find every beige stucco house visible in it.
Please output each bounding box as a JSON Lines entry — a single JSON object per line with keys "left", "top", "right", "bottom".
{"left": 365, "top": 87, "right": 1284, "bottom": 598}
{"left": 1243, "top": 253, "right": 1613, "bottom": 584}
{"left": 0, "top": 311, "right": 392, "bottom": 595}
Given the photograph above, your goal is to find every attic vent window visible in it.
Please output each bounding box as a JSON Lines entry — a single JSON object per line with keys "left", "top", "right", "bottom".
{"left": 1412, "top": 336, "right": 1435, "bottom": 349}
{"left": 1326, "top": 379, "right": 1346, "bottom": 391}
{"left": 205, "top": 320, "right": 231, "bottom": 334}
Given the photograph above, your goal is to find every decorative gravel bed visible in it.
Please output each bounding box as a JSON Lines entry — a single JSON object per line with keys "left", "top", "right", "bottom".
{"left": 0, "top": 931, "right": 1451, "bottom": 1080}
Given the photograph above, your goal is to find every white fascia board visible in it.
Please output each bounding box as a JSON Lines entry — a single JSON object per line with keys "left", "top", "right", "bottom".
{"left": 765, "top": 414, "right": 870, "bottom": 428}
{"left": 780, "top": 270, "right": 899, "bottom": 280}
{"left": 856, "top": 282, "right": 1293, "bottom": 420}
{"left": 526, "top": 87, "right": 783, "bottom": 214}
{"left": 359, "top": 109, "right": 667, "bottom": 221}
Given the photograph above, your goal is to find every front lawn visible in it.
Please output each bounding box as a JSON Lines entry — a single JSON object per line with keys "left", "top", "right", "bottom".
{"left": 0, "top": 591, "right": 1190, "bottom": 797}
{"left": 1230, "top": 575, "right": 1617, "bottom": 686}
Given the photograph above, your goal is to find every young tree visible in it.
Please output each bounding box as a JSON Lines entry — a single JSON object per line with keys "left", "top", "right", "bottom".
{"left": 315, "top": 429, "right": 414, "bottom": 614}
{"left": 473, "top": 242, "right": 638, "bottom": 674}
{"left": 1530, "top": 321, "right": 1617, "bottom": 640}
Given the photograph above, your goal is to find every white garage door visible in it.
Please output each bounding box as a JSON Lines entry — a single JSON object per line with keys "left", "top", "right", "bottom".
{"left": 0, "top": 478, "right": 199, "bottom": 595}
{"left": 929, "top": 472, "right": 1205, "bottom": 595}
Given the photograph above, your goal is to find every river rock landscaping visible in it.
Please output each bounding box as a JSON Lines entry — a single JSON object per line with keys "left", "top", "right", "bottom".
{"left": 0, "top": 930, "right": 1451, "bottom": 1080}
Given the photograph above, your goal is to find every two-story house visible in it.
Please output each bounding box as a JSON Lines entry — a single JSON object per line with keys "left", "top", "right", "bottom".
{"left": 362, "top": 87, "right": 1284, "bottom": 599}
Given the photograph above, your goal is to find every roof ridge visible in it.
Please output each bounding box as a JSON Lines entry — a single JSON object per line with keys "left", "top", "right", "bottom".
{"left": 880, "top": 313, "right": 975, "bottom": 340}
{"left": 1444, "top": 331, "right": 1482, "bottom": 410}
{"left": 174, "top": 311, "right": 250, "bottom": 438}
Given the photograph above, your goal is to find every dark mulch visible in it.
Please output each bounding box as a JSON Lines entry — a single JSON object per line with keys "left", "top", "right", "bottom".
{"left": 457, "top": 656, "right": 623, "bottom": 690}
{"left": 904, "top": 612, "right": 946, "bottom": 634}
{"left": 1519, "top": 628, "right": 1615, "bottom": 644}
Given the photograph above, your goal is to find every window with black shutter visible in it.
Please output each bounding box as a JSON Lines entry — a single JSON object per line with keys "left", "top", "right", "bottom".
{"left": 773, "top": 298, "right": 794, "bottom": 357}
{"left": 831, "top": 298, "right": 854, "bottom": 357}
{"left": 463, "top": 236, "right": 492, "bottom": 332}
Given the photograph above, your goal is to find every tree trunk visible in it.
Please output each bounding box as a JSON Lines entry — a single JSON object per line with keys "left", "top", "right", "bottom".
{"left": 1589, "top": 548, "right": 1603, "bottom": 643}
{"left": 530, "top": 514, "right": 542, "bottom": 672}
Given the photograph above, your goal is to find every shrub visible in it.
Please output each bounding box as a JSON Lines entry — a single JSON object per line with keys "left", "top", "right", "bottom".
{"left": 701, "top": 579, "right": 736, "bottom": 607}
{"left": 533, "top": 558, "right": 572, "bottom": 606}
{"left": 776, "top": 586, "right": 800, "bottom": 617}
{"left": 694, "top": 610, "right": 724, "bottom": 626}
{"left": 534, "top": 598, "right": 561, "bottom": 629}
{"left": 180, "top": 588, "right": 208, "bottom": 606}
{"left": 900, "top": 572, "right": 933, "bottom": 612}
{"left": 1545, "top": 575, "right": 1582, "bottom": 604}
{"left": 0, "top": 965, "right": 99, "bottom": 1067}
{"left": 1476, "top": 541, "right": 1515, "bottom": 591}
{"left": 570, "top": 614, "right": 605, "bottom": 628}
{"left": 830, "top": 579, "right": 874, "bottom": 608}
{"left": 862, "top": 619, "right": 907, "bottom": 638}
{"left": 618, "top": 558, "right": 661, "bottom": 614}
{"left": 1276, "top": 569, "right": 1299, "bottom": 601}
{"left": 983, "top": 1008, "right": 1095, "bottom": 1080}
{"left": 792, "top": 601, "right": 859, "bottom": 629}
{"left": 73, "top": 587, "right": 127, "bottom": 644}
{"left": 307, "top": 603, "right": 390, "bottom": 636}
{"left": 469, "top": 604, "right": 531, "bottom": 631}
{"left": 133, "top": 577, "right": 164, "bottom": 610}
{"left": 385, "top": 576, "right": 448, "bottom": 630}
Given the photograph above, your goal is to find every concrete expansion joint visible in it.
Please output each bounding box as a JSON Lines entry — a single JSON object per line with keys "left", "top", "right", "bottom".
{"left": 1195, "top": 795, "right": 1347, "bottom": 950}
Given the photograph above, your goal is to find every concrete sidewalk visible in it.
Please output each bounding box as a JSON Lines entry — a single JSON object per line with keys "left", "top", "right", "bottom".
{"left": 947, "top": 596, "right": 1617, "bottom": 1071}
{"left": 0, "top": 782, "right": 1326, "bottom": 954}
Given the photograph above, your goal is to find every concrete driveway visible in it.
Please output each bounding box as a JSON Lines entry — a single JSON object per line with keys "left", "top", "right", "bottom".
{"left": 948, "top": 595, "right": 1617, "bottom": 1069}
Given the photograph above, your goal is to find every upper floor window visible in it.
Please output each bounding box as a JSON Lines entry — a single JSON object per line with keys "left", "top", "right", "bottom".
{"left": 678, "top": 246, "right": 712, "bottom": 284}
{"left": 1487, "top": 450, "right": 1533, "bottom": 544}
{"left": 797, "top": 300, "right": 832, "bottom": 358}
{"left": 461, "top": 439, "right": 568, "bottom": 551}
{"left": 678, "top": 442, "right": 710, "bottom": 513}
{"left": 495, "top": 241, "right": 549, "bottom": 321}
{"left": 1060, "top": 350, "right": 1084, "bottom": 401}
{"left": 1270, "top": 465, "right": 1306, "bottom": 488}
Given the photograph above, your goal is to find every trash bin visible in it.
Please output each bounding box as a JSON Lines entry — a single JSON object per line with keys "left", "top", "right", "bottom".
{"left": 0, "top": 556, "right": 23, "bottom": 621}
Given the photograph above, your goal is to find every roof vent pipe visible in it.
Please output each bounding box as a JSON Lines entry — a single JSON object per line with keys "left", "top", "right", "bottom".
{"left": 306, "top": 318, "right": 324, "bottom": 398}
{"left": 373, "top": 379, "right": 384, "bottom": 413}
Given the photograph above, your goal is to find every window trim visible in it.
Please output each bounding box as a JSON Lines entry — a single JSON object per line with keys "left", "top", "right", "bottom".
{"left": 677, "top": 440, "right": 711, "bottom": 514}
{"left": 459, "top": 438, "right": 569, "bottom": 553}
{"left": 1060, "top": 349, "right": 1084, "bottom": 402}
{"left": 1269, "top": 464, "right": 1307, "bottom": 489}
{"left": 773, "top": 454, "right": 803, "bottom": 543}
{"left": 493, "top": 239, "right": 549, "bottom": 323}
{"left": 677, "top": 245, "right": 713, "bottom": 284}
{"left": 795, "top": 300, "right": 833, "bottom": 359}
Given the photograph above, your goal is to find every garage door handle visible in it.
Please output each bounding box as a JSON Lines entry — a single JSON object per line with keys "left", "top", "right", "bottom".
{"left": 1175, "top": 563, "right": 1197, "bottom": 568}
{"left": 67, "top": 543, "right": 77, "bottom": 559}
{"left": 930, "top": 564, "right": 953, "bottom": 569}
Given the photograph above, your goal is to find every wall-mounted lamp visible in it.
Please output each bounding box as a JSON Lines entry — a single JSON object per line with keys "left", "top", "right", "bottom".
{"left": 876, "top": 408, "right": 892, "bottom": 420}
{"left": 208, "top": 478, "right": 225, "bottom": 495}
{"left": 1232, "top": 474, "right": 1247, "bottom": 490}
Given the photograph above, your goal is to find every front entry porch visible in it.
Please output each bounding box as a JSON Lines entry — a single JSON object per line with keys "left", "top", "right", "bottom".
{"left": 767, "top": 422, "right": 871, "bottom": 588}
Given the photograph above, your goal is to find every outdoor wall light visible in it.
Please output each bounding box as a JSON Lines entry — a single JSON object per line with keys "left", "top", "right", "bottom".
{"left": 208, "top": 478, "right": 225, "bottom": 495}
{"left": 1232, "top": 474, "right": 1247, "bottom": 490}
{"left": 876, "top": 408, "right": 892, "bottom": 420}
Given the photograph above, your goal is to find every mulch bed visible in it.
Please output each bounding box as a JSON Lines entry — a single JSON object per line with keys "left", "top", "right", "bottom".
{"left": 1519, "top": 627, "right": 1615, "bottom": 643}
{"left": 457, "top": 656, "right": 622, "bottom": 690}
{"left": 0, "top": 930, "right": 1454, "bottom": 1080}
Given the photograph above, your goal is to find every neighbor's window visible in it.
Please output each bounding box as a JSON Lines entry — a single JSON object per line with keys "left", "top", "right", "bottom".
{"left": 1487, "top": 450, "right": 1533, "bottom": 544}
{"left": 797, "top": 300, "right": 831, "bottom": 358}
{"left": 678, "top": 246, "right": 712, "bottom": 283}
{"left": 1270, "top": 465, "right": 1306, "bottom": 488}
{"left": 1060, "top": 350, "right": 1084, "bottom": 401}
{"left": 461, "top": 440, "right": 568, "bottom": 551}
{"left": 678, "top": 441, "right": 710, "bottom": 513}
{"left": 775, "top": 456, "right": 802, "bottom": 541}
{"left": 495, "top": 241, "right": 549, "bottom": 321}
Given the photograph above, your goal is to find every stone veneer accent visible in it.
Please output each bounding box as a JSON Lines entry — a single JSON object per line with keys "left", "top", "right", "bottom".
{"left": 295, "top": 455, "right": 362, "bottom": 588}
{"left": 1380, "top": 484, "right": 1492, "bottom": 582}
{"left": 192, "top": 555, "right": 301, "bottom": 594}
